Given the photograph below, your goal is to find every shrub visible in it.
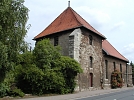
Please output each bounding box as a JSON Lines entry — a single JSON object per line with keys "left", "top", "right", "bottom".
{"left": 15, "top": 39, "right": 83, "bottom": 95}
{"left": 15, "top": 64, "right": 45, "bottom": 95}
{"left": 111, "top": 70, "right": 123, "bottom": 89}
{"left": 55, "top": 56, "right": 82, "bottom": 93}
{"left": 8, "top": 88, "right": 25, "bottom": 97}
{"left": 0, "top": 82, "right": 9, "bottom": 97}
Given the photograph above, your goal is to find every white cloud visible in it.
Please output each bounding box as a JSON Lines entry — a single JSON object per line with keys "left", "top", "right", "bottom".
{"left": 121, "top": 43, "right": 134, "bottom": 62}
{"left": 75, "top": 6, "right": 111, "bottom": 29}
{"left": 111, "top": 21, "right": 125, "bottom": 31}
{"left": 99, "top": 0, "right": 124, "bottom": 8}
{"left": 123, "top": 43, "right": 134, "bottom": 53}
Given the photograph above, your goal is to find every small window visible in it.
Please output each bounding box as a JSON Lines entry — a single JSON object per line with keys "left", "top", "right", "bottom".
{"left": 90, "top": 56, "right": 93, "bottom": 68}
{"left": 113, "top": 62, "right": 116, "bottom": 71}
{"left": 105, "top": 60, "right": 108, "bottom": 79}
{"left": 54, "top": 36, "right": 58, "bottom": 46}
{"left": 89, "top": 35, "right": 93, "bottom": 45}
{"left": 126, "top": 64, "right": 128, "bottom": 83}
{"left": 120, "top": 64, "right": 122, "bottom": 78}
{"left": 126, "top": 64, "right": 128, "bottom": 74}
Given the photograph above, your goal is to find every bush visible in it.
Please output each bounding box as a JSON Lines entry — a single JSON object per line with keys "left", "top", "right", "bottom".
{"left": 0, "top": 82, "right": 9, "bottom": 97}
{"left": 15, "top": 64, "right": 45, "bottom": 95}
{"left": 55, "top": 56, "right": 82, "bottom": 93}
{"left": 8, "top": 88, "right": 25, "bottom": 97}
{"left": 111, "top": 70, "right": 123, "bottom": 88}
{"left": 15, "top": 39, "right": 83, "bottom": 95}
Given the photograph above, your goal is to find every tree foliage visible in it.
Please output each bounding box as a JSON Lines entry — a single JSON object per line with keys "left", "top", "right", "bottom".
{"left": 15, "top": 39, "right": 82, "bottom": 95}
{"left": 0, "top": 42, "right": 9, "bottom": 82}
{"left": 33, "top": 39, "right": 61, "bottom": 70}
{"left": 0, "top": 0, "right": 29, "bottom": 62}
{"left": 59, "top": 56, "right": 82, "bottom": 93}
{"left": 0, "top": 0, "right": 29, "bottom": 97}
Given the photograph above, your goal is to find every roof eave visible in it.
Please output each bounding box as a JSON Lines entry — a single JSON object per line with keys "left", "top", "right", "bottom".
{"left": 83, "top": 26, "right": 106, "bottom": 39}
{"left": 33, "top": 26, "right": 83, "bottom": 40}
{"left": 103, "top": 50, "right": 129, "bottom": 63}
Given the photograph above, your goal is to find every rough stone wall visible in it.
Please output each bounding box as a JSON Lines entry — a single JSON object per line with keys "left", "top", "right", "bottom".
{"left": 48, "top": 28, "right": 104, "bottom": 91}
{"left": 103, "top": 55, "right": 129, "bottom": 88}
{"left": 40, "top": 27, "right": 132, "bottom": 91}
{"left": 78, "top": 28, "right": 103, "bottom": 91}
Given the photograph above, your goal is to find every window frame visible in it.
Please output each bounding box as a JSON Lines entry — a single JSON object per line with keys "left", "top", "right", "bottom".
{"left": 120, "top": 64, "right": 122, "bottom": 78}
{"left": 105, "top": 60, "right": 108, "bottom": 79}
{"left": 113, "top": 62, "right": 116, "bottom": 71}
{"left": 54, "top": 35, "right": 59, "bottom": 46}
{"left": 89, "top": 56, "right": 93, "bottom": 68}
{"left": 89, "top": 35, "right": 93, "bottom": 45}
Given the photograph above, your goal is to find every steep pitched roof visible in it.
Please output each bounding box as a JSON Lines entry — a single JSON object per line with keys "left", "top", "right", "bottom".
{"left": 34, "top": 7, "right": 106, "bottom": 40}
{"left": 102, "top": 40, "right": 129, "bottom": 62}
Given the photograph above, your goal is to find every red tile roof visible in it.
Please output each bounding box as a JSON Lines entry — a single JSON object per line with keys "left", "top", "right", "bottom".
{"left": 34, "top": 7, "right": 106, "bottom": 40}
{"left": 102, "top": 40, "right": 129, "bottom": 62}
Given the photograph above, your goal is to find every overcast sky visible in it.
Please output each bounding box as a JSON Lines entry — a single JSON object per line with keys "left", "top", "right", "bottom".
{"left": 24, "top": 0, "right": 134, "bottom": 62}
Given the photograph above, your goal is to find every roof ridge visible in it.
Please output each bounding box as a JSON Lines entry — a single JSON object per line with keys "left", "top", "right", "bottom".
{"left": 70, "top": 7, "right": 105, "bottom": 38}
{"left": 34, "top": 6, "right": 106, "bottom": 40}
{"left": 69, "top": 7, "right": 82, "bottom": 26}
{"left": 34, "top": 7, "right": 69, "bottom": 39}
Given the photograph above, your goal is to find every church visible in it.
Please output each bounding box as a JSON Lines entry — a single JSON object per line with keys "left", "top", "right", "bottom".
{"left": 33, "top": 3, "right": 132, "bottom": 91}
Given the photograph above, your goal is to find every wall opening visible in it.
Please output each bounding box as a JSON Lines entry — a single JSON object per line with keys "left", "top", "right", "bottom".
{"left": 105, "top": 60, "right": 108, "bottom": 79}
{"left": 90, "top": 73, "right": 93, "bottom": 87}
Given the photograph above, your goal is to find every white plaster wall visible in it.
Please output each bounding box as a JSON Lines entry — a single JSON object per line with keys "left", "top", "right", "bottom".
{"left": 69, "top": 28, "right": 82, "bottom": 62}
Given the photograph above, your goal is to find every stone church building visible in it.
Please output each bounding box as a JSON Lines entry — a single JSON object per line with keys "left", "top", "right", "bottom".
{"left": 33, "top": 6, "right": 132, "bottom": 91}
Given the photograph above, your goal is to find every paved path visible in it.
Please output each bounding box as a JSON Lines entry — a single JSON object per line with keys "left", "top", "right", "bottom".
{"left": 15, "top": 87, "right": 134, "bottom": 100}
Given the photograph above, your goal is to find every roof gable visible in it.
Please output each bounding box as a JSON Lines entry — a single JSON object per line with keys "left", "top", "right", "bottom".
{"left": 34, "top": 7, "right": 106, "bottom": 40}
{"left": 102, "top": 40, "right": 129, "bottom": 62}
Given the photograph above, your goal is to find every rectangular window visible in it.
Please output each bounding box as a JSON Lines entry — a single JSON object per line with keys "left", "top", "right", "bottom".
{"left": 54, "top": 36, "right": 58, "bottom": 46}
{"left": 90, "top": 56, "right": 93, "bottom": 68}
{"left": 126, "top": 64, "right": 128, "bottom": 83}
{"left": 105, "top": 60, "right": 108, "bottom": 79}
{"left": 89, "top": 35, "right": 93, "bottom": 45}
{"left": 120, "top": 64, "right": 122, "bottom": 78}
{"left": 113, "top": 62, "right": 116, "bottom": 71}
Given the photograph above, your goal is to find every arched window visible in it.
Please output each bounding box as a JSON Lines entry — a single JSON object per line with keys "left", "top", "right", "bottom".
{"left": 89, "top": 35, "right": 93, "bottom": 45}
{"left": 54, "top": 36, "right": 59, "bottom": 46}
{"left": 105, "top": 60, "right": 108, "bottom": 79}
{"left": 120, "top": 64, "right": 122, "bottom": 78}
{"left": 113, "top": 62, "right": 116, "bottom": 71}
{"left": 90, "top": 73, "right": 93, "bottom": 87}
{"left": 90, "top": 56, "right": 93, "bottom": 68}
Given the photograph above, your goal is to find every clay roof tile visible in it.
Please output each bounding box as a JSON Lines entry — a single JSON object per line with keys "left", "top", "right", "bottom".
{"left": 102, "top": 40, "right": 129, "bottom": 62}
{"left": 34, "top": 7, "right": 106, "bottom": 40}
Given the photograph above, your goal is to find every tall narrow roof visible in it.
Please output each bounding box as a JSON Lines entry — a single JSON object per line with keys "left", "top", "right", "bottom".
{"left": 34, "top": 7, "right": 106, "bottom": 40}
{"left": 102, "top": 40, "right": 129, "bottom": 62}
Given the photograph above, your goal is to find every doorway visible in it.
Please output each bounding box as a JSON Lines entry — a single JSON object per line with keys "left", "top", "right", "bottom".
{"left": 90, "top": 73, "right": 93, "bottom": 87}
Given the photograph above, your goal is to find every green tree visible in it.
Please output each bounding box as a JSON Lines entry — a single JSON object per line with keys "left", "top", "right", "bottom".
{"left": 0, "top": 42, "right": 8, "bottom": 83}
{"left": 33, "top": 39, "right": 82, "bottom": 94}
{"left": 33, "top": 39, "right": 61, "bottom": 70}
{"left": 56, "top": 56, "right": 82, "bottom": 93}
{"left": 16, "top": 39, "right": 82, "bottom": 95}
{"left": 0, "top": 0, "right": 29, "bottom": 82}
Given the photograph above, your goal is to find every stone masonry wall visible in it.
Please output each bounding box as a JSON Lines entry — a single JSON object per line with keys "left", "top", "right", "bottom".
{"left": 48, "top": 30, "right": 73, "bottom": 56}
{"left": 103, "top": 55, "right": 129, "bottom": 88}
{"left": 78, "top": 28, "right": 103, "bottom": 91}
{"left": 48, "top": 28, "right": 104, "bottom": 91}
